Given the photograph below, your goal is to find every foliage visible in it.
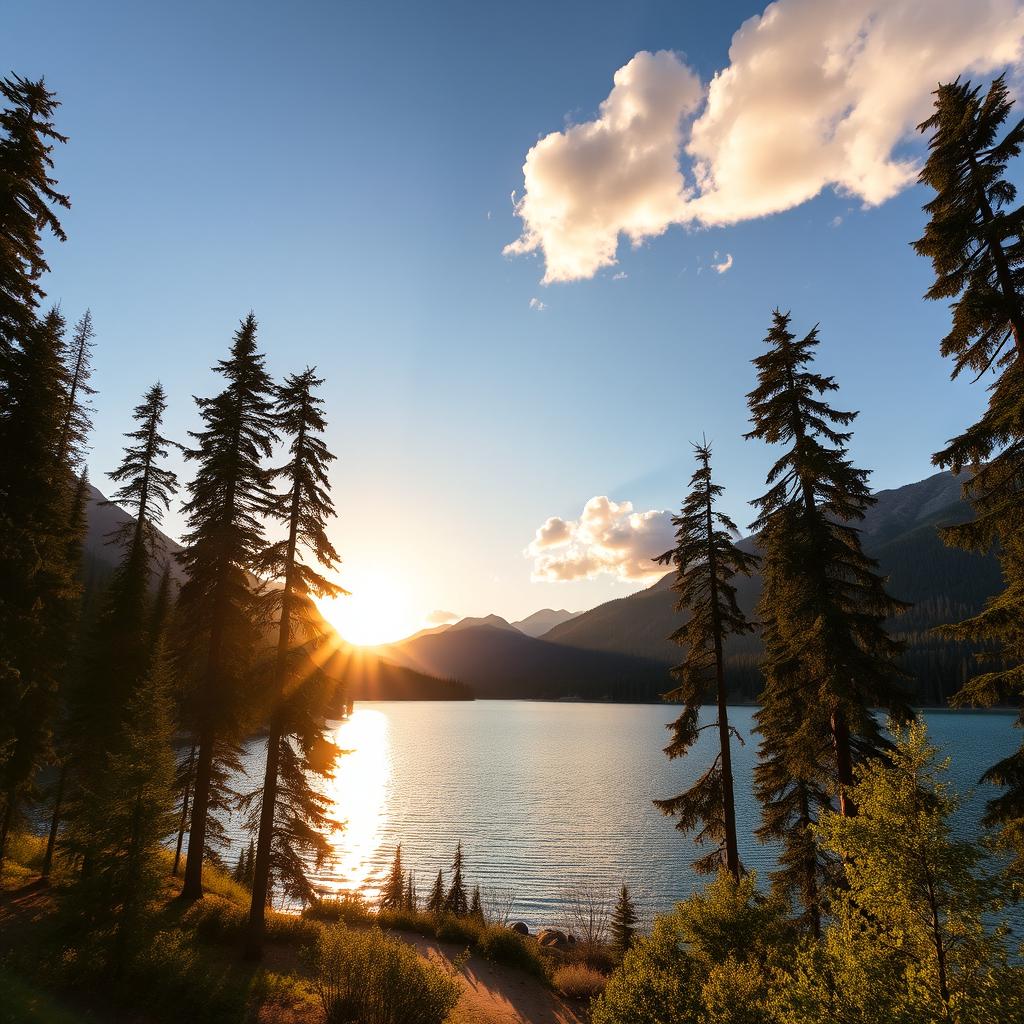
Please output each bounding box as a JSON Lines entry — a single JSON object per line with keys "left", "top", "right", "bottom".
{"left": 552, "top": 963, "right": 607, "bottom": 1000}
{"left": 915, "top": 74, "right": 1024, "bottom": 876}
{"left": 309, "top": 923, "right": 461, "bottom": 1024}
{"left": 610, "top": 883, "right": 638, "bottom": 956}
{"left": 427, "top": 868, "right": 445, "bottom": 915}
{"left": 444, "top": 840, "right": 469, "bottom": 916}
{"left": 654, "top": 442, "right": 758, "bottom": 877}
{"left": 380, "top": 843, "right": 405, "bottom": 909}
{"left": 474, "top": 924, "right": 548, "bottom": 978}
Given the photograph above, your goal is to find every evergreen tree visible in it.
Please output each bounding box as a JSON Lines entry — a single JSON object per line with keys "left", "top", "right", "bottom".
{"left": 175, "top": 313, "right": 276, "bottom": 900}
{"left": 793, "top": 722, "right": 1021, "bottom": 1023}
{"left": 404, "top": 870, "right": 418, "bottom": 912}
{"left": 55, "top": 310, "right": 94, "bottom": 469}
{"left": 427, "top": 869, "right": 445, "bottom": 916}
{"left": 609, "top": 883, "right": 638, "bottom": 956}
{"left": 746, "top": 311, "right": 912, "bottom": 820}
{"left": 653, "top": 442, "right": 758, "bottom": 879}
{"left": 243, "top": 368, "right": 344, "bottom": 958}
{"left": 0, "top": 75, "right": 68, "bottom": 403}
{"left": 443, "top": 841, "right": 468, "bottom": 917}
{"left": 915, "top": 76, "right": 1024, "bottom": 873}
{"left": 242, "top": 839, "right": 255, "bottom": 889}
{"left": 0, "top": 309, "right": 82, "bottom": 865}
{"left": 233, "top": 846, "right": 246, "bottom": 884}
{"left": 469, "top": 884, "right": 483, "bottom": 921}
{"left": 381, "top": 844, "right": 405, "bottom": 910}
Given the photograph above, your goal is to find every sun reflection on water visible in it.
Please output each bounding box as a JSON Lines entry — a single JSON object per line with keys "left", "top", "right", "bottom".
{"left": 320, "top": 709, "right": 391, "bottom": 898}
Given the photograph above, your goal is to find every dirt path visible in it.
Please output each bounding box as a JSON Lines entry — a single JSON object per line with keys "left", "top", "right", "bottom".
{"left": 404, "top": 935, "right": 590, "bottom": 1024}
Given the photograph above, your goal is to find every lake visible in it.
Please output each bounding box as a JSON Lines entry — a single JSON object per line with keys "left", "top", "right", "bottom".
{"left": 223, "top": 701, "right": 1020, "bottom": 930}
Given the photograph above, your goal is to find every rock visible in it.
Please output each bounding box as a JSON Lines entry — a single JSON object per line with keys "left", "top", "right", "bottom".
{"left": 537, "top": 928, "right": 569, "bottom": 950}
{"left": 510, "top": 921, "right": 529, "bottom": 935}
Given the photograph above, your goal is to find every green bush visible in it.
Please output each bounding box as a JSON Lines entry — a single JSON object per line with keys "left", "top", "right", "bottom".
{"left": 304, "top": 891, "right": 375, "bottom": 926}
{"left": 435, "top": 913, "right": 483, "bottom": 944}
{"left": 376, "top": 906, "right": 438, "bottom": 936}
{"left": 181, "top": 895, "right": 246, "bottom": 942}
{"left": 310, "top": 923, "right": 462, "bottom": 1024}
{"left": 475, "top": 924, "right": 548, "bottom": 979}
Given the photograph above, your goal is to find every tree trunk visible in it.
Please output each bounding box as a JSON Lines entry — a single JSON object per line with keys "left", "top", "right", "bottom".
{"left": 40, "top": 763, "right": 66, "bottom": 880}
{"left": 181, "top": 732, "right": 213, "bottom": 900}
{"left": 831, "top": 708, "right": 857, "bottom": 817}
{"left": 799, "top": 786, "right": 820, "bottom": 938}
{"left": 172, "top": 745, "right": 195, "bottom": 877}
{"left": 0, "top": 798, "right": 13, "bottom": 869}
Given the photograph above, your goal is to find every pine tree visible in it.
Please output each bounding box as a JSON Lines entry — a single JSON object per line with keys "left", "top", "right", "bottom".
{"left": 381, "top": 844, "right": 405, "bottom": 910}
{"left": 242, "top": 839, "right": 255, "bottom": 889}
{"left": 0, "top": 309, "right": 82, "bottom": 865}
{"left": 233, "top": 846, "right": 246, "bottom": 884}
{"left": 243, "top": 368, "right": 345, "bottom": 958}
{"left": 609, "top": 883, "right": 638, "bottom": 956}
{"left": 0, "top": 75, "right": 68, "bottom": 403}
{"left": 404, "top": 870, "right": 418, "bottom": 912}
{"left": 444, "top": 841, "right": 468, "bottom": 917}
{"left": 652, "top": 441, "right": 758, "bottom": 879}
{"left": 55, "top": 310, "right": 94, "bottom": 469}
{"left": 470, "top": 884, "right": 483, "bottom": 921}
{"left": 915, "top": 76, "right": 1024, "bottom": 872}
{"left": 746, "top": 311, "right": 912, "bottom": 821}
{"left": 176, "top": 313, "right": 276, "bottom": 901}
{"left": 427, "top": 869, "right": 445, "bottom": 916}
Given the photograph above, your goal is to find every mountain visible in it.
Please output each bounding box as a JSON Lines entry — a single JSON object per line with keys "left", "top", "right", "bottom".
{"left": 448, "top": 614, "right": 518, "bottom": 633}
{"left": 541, "top": 470, "right": 1003, "bottom": 705}
{"left": 512, "top": 608, "right": 579, "bottom": 638}
{"left": 380, "top": 623, "right": 668, "bottom": 701}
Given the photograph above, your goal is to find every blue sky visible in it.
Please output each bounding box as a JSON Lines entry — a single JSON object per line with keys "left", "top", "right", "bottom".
{"left": 4, "top": 1, "right": 1017, "bottom": 639}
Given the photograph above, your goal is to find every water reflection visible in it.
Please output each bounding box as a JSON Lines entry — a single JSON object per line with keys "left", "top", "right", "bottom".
{"left": 315, "top": 709, "right": 391, "bottom": 899}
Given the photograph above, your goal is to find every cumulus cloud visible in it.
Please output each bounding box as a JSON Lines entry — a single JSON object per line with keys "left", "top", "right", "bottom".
{"left": 426, "top": 609, "right": 458, "bottom": 625}
{"left": 712, "top": 251, "right": 733, "bottom": 273}
{"left": 525, "top": 497, "right": 675, "bottom": 582}
{"left": 528, "top": 296, "right": 547, "bottom": 311}
{"left": 506, "top": 0, "right": 1024, "bottom": 282}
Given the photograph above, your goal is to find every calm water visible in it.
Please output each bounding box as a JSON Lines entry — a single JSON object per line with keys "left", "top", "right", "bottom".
{"left": 221, "top": 702, "right": 1020, "bottom": 930}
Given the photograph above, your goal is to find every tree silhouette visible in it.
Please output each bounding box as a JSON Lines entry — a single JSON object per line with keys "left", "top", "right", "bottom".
{"left": 444, "top": 841, "right": 469, "bottom": 917}
{"left": 610, "top": 883, "right": 638, "bottom": 956}
{"left": 653, "top": 441, "right": 757, "bottom": 880}
{"left": 176, "top": 313, "right": 276, "bottom": 900}
{"left": 381, "top": 844, "right": 405, "bottom": 911}
{"left": 915, "top": 76, "right": 1024, "bottom": 872}
{"left": 427, "top": 870, "right": 445, "bottom": 916}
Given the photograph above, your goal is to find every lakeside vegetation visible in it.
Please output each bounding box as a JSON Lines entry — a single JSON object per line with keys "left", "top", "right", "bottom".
{"left": 0, "top": 57, "right": 1023, "bottom": 1024}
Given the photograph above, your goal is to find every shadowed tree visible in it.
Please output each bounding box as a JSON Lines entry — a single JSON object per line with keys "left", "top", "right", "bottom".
{"left": 746, "top": 311, "right": 912, "bottom": 824}
{"left": 0, "top": 74, "right": 68, "bottom": 407}
{"left": 444, "top": 841, "right": 469, "bottom": 917}
{"left": 176, "top": 314, "right": 276, "bottom": 901}
{"left": 381, "top": 844, "right": 405, "bottom": 910}
{"left": 427, "top": 870, "right": 445, "bottom": 916}
{"left": 404, "top": 870, "right": 418, "bottom": 912}
{"left": 915, "top": 76, "right": 1024, "bottom": 874}
{"left": 653, "top": 441, "right": 758, "bottom": 880}
{"left": 470, "top": 884, "right": 483, "bottom": 921}
{"left": 0, "top": 309, "right": 83, "bottom": 866}
{"left": 55, "top": 310, "right": 94, "bottom": 469}
{"left": 243, "top": 368, "right": 345, "bottom": 959}
{"left": 610, "top": 883, "right": 638, "bottom": 956}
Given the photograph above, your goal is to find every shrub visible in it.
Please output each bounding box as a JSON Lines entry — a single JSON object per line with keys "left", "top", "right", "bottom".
{"left": 310, "top": 923, "right": 462, "bottom": 1024}
{"left": 181, "top": 895, "right": 246, "bottom": 942}
{"left": 553, "top": 963, "right": 607, "bottom": 1000}
{"left": 377, "top": 906, "right": 438, "bottom": 937}
{"left": 435, "top": 913, "right": 482, "bottom": 944}
{"left": 305, "top": 891, "right": 375, "bottom": 926}
{"left": 476, "top": 925, "right": 548, "bottom": 979}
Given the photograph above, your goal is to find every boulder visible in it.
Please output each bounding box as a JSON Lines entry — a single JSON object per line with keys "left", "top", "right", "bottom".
{"left": 537, "top": 928, "right": 569, "bottom": 950}
{"left": 510, "top": 921, "right": 529, "bottom": 935}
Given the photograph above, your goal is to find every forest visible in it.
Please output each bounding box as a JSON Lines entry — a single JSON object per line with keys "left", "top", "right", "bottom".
{"left": 0, "top": 66, "right": 1023, "bottom": 1024}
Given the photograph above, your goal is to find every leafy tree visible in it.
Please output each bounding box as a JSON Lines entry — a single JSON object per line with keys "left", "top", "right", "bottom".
{"left": 0, "top": 74, "right": 68, "bottom": 401}
{"left": 175, "top": 313, "right": 276, "bottom": 900}
{"left": 653, "top": 441, "right": 758, "bottom": 879}
{"left": 914, "top": 75, "right": 1024, "bottom": 874}
{"left": 243, "top": 367, "right": 344, "bottom": 958}
{"left": 381, "top": 844, "right": 405, "bottom": 910}
{"left": 779, "top": 722, "right": 1022, "bottom": 1024}
{"left": 0, "top": 309, "right": 83, "bottom": 865}
{"left": 427, "top": 870, "right": 445, "bottom": 916}
{"left": 609, "top": 883, "right": 638, "bottom": 956}
{"left": 746, "top": 311, "right": 912, "bottom": 810}
{"left": 444, "top": 841, "right": 468, "bottom": 917}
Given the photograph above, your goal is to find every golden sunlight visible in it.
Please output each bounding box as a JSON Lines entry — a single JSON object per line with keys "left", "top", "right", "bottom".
{"left": 317, "top": 568, "right": 421, "bottom": 646}
{"left": 320, "top": 709, "right": 391, "bottom": 898}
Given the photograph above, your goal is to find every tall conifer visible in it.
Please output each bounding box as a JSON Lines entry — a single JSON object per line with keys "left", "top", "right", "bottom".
{"left": 915, "top": 76, "right": 1024, "bottom": 870}
{"left": 176, "top": 313, "right": 276, "bottom": 900}
{"left": 243, "top": 368, "right": 343, "bottom": 957}
{"left": 444, "top": 841, "right": 469, "bottom": 916}
{"left": 653, "top": 442, "right": 757, "bottom": 880}
{"left": 381, "top": 844, "right": 405, "bottom": 910}
{"left": 746, "top": 311, "right": 912, "bottom": 827}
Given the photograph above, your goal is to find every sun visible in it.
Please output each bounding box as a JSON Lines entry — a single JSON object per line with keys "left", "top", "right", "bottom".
{"left": 317, "top": 568, "right": 420, "bottom": 647}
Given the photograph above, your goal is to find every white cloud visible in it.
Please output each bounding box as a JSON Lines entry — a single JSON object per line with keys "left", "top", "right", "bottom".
{"left": 506, "top": 0, "right": 1024, "bottom": 282}
{"left": 426, "top": 609, "right": 458, "bottom": 625}
{"left": 525, "top": 496, "right": 675, "bottom": 582}
{"left": 612, "top": 271, "right": 628, "bottom": 280}
{"left": 529, "top": 297, "right": 547, "bottom": 311}
{"left": 830, "top": 215, "right": 843, "bottom": 228}
{"left": 712, "top": 251, "right": 733, "bottom": 273}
